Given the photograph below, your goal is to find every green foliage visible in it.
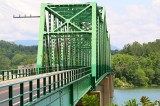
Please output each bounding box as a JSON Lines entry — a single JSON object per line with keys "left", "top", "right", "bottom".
{"left": 133, "top": 68, "right": 149, "bottom": 86}
{"left": 0, "top": 40, "right": 37, "bottom": 69}
{"left": 111, "top": 49, "right": 121, "bottom": 55}
{"left": 114, "top": 78, "right": 124, "bottom": 87}
{"left": 125, "top": 98, "right": 139, "bottom": 106}
{"left": 154, "top": 69, "right": 160, "bottom": 85}
{"left": 0, "top": 55, "right": 10, "bottom": 69}
{"left": 140, "top": 96, "right": 152, "bottom": 105}
{"left": 112, "top": 39, "right": 160, "bottom": 86}
{"left": 112, "top": 96, "right": 160, "bottom": 106}
{"left": 124, "top": 96, "right": 159, "bottom": 106}
{"left": 107, "top": 104, "right": 118, "bottom": 106}
{"left": 82, "top": 94, "right": 100, "bottom": 106}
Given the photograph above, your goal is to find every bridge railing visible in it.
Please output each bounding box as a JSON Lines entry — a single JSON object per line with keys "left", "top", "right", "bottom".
{"left": 0, "top": 67, "right": 91, "bottom": 106}
{"left": 0, "top": 67, "right": 54, "bottom": 81}
{"left": 0, "top": 69, "right": 37, "bottom": 82}
{"left": 0, "top": 66, "right": 87, "bottom": 82}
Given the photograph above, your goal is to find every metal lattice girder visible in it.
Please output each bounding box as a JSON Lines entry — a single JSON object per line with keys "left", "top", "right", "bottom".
{"left": 36, "top": 2, "right": 111, "bottom": 83}
{"left": 37, "top": 3, "right": 93, "bottom": 73}
{"left": 0, "top": 2, "right": 111, "bottom": 106}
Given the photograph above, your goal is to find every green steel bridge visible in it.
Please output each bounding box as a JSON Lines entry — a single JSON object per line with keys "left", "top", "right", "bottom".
{"left": 0, "top": 2, "right": 112, "bottom": 106}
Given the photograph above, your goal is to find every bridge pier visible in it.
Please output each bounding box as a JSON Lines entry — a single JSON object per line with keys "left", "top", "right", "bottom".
{"left": 96, "top": 74, "right": 113, "bottom": 106}
{"left": 76, "top": 74, "right": 114, "bottom": 106}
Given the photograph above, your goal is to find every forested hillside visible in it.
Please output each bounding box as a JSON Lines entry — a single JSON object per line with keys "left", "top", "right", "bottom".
{"left": 1, "top": 39, "right": 160, "bottom": 87}
{"left": 112, "top": 39, "right": 160, "bottom": 87}
{"left": 0, "top": 40, "right": 37, "bottom": 69}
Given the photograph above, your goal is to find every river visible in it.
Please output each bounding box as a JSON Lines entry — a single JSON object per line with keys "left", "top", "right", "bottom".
{"left": 113, "top": 87, "right": 160, "bottom": 105}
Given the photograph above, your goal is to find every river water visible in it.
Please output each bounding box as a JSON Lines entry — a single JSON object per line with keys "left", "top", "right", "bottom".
{"left": 113, "top": 87, "right": 160, "bottom": 105}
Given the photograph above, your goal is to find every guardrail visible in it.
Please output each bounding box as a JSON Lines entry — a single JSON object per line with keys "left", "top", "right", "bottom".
{"left": 0, "top": 67, "right": 91, "bottom": 106}
{"left": 0, "top": 68, "right": 37, "bottom": 81}
{"left": 0, "top": 66, "right": 86, "bottom": 82}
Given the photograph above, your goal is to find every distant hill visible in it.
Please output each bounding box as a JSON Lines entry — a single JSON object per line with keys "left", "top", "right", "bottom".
{"left": 0, "top": 40, "right": 119, "bottom": 69}
{"left": 14, "top": 40, "right": 38, "bottom": 46}
{"left": 14, "top": 40, "right": 119, "bottom": 50}
{"left": 111, "top": 45, "right": 119, "bottom": 50}
{"left": 0, "top": 40, "right": 37, "bottom": 69}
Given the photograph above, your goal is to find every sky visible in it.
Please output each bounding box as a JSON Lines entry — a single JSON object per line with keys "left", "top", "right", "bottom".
{"left": 0, "top": 0, "right": 160, "bottom": 49}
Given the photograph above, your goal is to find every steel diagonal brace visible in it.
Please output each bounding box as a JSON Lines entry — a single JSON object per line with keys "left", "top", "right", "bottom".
{"left": 70, "top": 5, "right": 91, "bottom": 21}
{"left": 46, "top": 6, "right": 66, "bottom": 21}
{"left": 53, "top": 22, "right": 67, "bottom": 32}
{"left": 69, "top": 22, "right": 83, "bottom": 31}
{"left": 44, "top": 31, "right": 91, "bottom": 35}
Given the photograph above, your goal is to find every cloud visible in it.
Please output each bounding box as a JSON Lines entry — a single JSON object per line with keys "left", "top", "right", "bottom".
{"left": 0, "top": 0, "right": 81, "bottom": 41}
{"left": 152, "top": 0, "right": 160, "bottom": 7}
{"left": 0, "top": 0, "right": 159, "bottom": 49}
{"left": 106, "top": 1, "right": 160, "bottom": 49}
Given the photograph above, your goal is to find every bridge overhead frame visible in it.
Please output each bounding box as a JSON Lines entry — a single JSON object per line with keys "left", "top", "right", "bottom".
{"left": 37, "top": 2, "right": 111, "bottom": 85}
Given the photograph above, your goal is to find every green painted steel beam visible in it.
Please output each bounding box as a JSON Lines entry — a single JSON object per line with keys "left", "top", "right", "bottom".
{"left": 36, "top": 3, "right": 46, "bottom": 73}
{"left": 91, "top": 2, "right": 97, "bottom": 82}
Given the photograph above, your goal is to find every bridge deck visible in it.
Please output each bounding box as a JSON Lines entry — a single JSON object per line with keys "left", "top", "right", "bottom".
{"left": 0, "top": 67, "right": 91, "bottom": 106}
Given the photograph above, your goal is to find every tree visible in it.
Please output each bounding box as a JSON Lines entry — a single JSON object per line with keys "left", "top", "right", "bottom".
{"left": 143, "top": 68, "right": 155, "bottom": 85}
{"left": 0, "top": 55, "right": 10, "bottom": 70}
{"left": 153, "top": 69, "right": 160, "bottom": 85}
{"left": 0, "top": 40, "right": 37, "bottom": 69}
{"left": 82, "top": 94, "right": 99, "bottom": 106}
{"left": 125, "top": 99, "right": 139, "bottom": 106}
{"left": 133, "top": 68, "right": 149, "bottom": 86}
{"left": 122, "top": 42, "right": 142, "bottom": 56}
{"left": 112, "top": 54, "right": 139, "bottom": 85}
{"left": 11, "top": 54, "right": 26, "bottom": 66}
{"left": 112, "top": 39, "right": 160, "bottom": 86}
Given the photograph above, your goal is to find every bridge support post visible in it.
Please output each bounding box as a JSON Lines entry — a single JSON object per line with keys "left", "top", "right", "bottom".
{"left": 70, "top": 84, "right": 74, "bottom": 106}
{"left": 95, "top": 75, "right": 113, "bottom": 106}
{"left": 109, "top": 74, "right": 114, "bottom": 98}
{"left": 9, "top": 86, "right": 13, "bottom": 106}
{"left": 76, "top": 75, "right": 113, "bottom": 106}
{"left": 96, "top": 77, "right": 109, "bottom": 105}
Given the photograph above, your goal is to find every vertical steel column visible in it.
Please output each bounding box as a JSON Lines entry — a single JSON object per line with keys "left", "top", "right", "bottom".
{"left": 11, "top": 70, "right": 13, "bottom": 79}
{"left": 43, "top": 78, "right": 46, "bottom": 95}
{"left": 53, "top": 75, "right": 56, "bottom": 90}
{"left": 61, "top": 73, "right": 63, "bottom": 87}
{"left": 37, "top": 79, "right": 40, "bottom": 98}
{"left": 57, "top": 74, "right": 60, "bottom": 88}
{"left": 51, "top": 37, "right": 55, "bottom": 71}
{"left": 64, "top": 72, "right": 67, "bottom": 85}
{"left": 29, "top": 81, "right": 33, "bottom": 102}
{"left": 91, "top": 2, "right": 97, "bottom": 88}
{"left": 19, "top": 69, "right": 21, "bottom": 77}
{"left": 49, "top": 76, "right": 51, "bottom": 92}
{"left": 67, "top": 72, "right": 69, "bottom": 83}
{"left": 2, "top": 71, "right": 4, "bottom": 81}
{"left": 22, "top": 69, "right": 24, "bottom": 77}
{"left": 20, "top": 83, "right": 24, "bottom": 106}
{"left": 26, "top": 69, "right": 27, "bottom": 76}
{"left": 9, "top": 86, "right": 13, "bottom": 106}
{"left": 15, "top": 70, "right": 18, "bottom": 78}
{"left": 48, "top": 12, "right": 52, "bottom": 67}
{"left": 7, "top": 71, "right": 9, "bottom": 80}
{"left": 28, "top": 69, "right": 31, "bottom": 76}
{"left": 70, "top": 84, "right": 74, "bottom": 106}
{"left": 37, "top": 4, "right": 46, "bottom": 74}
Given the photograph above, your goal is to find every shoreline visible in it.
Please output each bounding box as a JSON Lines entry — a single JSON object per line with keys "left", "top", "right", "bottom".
{"left": 115, "top": 85, "right": 160, "bottom": 90}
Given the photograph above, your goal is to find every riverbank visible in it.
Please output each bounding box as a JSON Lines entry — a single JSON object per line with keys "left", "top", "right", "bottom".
{"left": 114, "top": 77, "right": 160, "bottom": 88}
